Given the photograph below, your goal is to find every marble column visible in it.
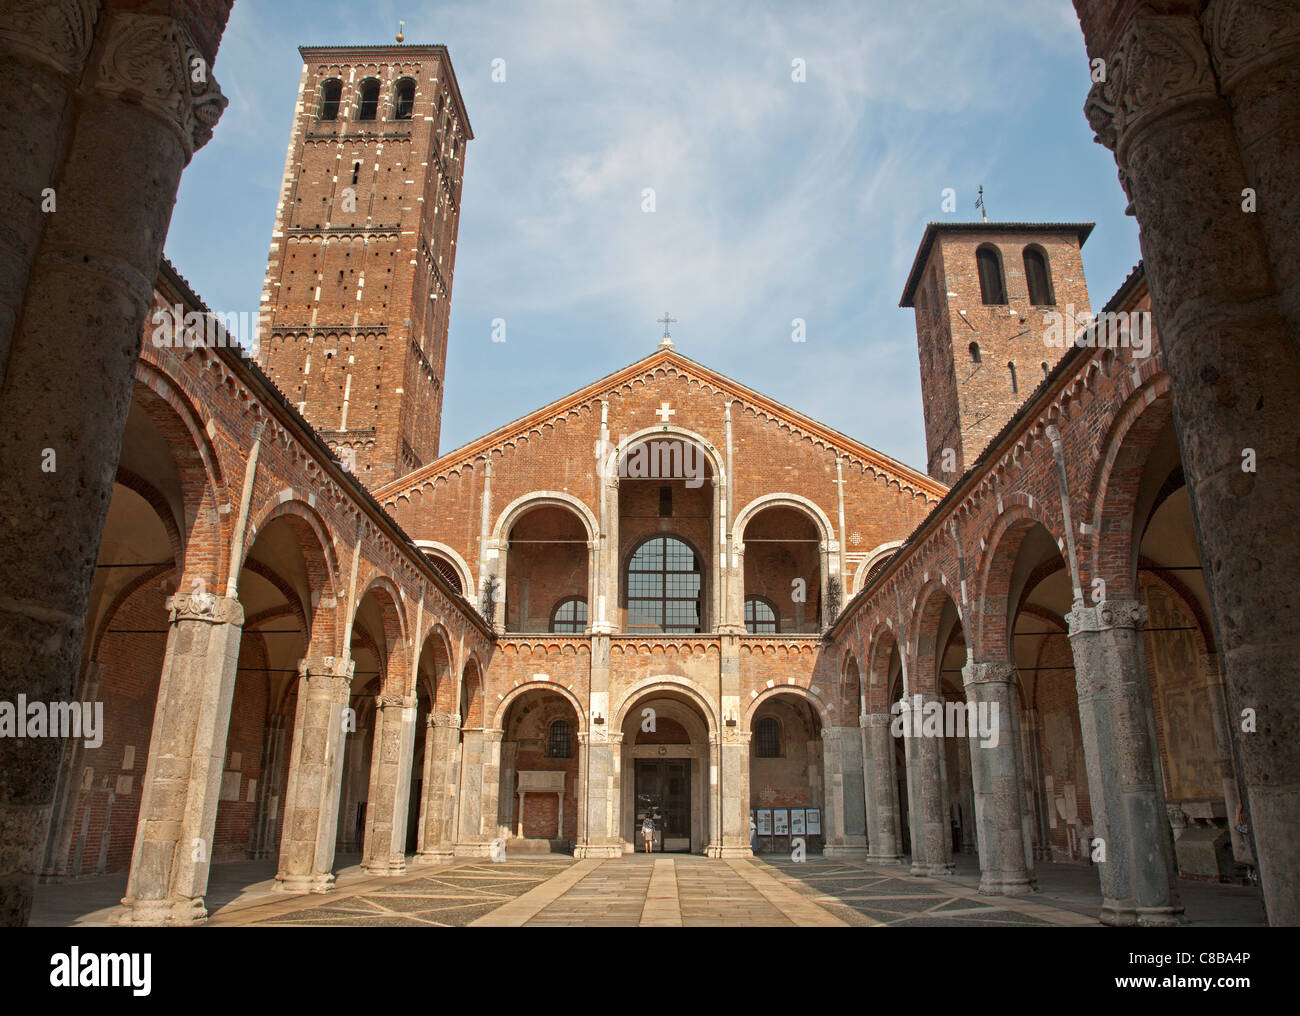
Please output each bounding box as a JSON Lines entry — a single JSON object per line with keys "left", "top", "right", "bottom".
{"left": 414, "top": 711, "right": 460, "bottom": 864}
{"left": 905, "top": 693, "right": 953, "bottom": 876}
{"left": 275, "top": 655, "right": 353, "bottom": 892}
{"left": 40, "top": 660, "right": 104, "bottom": 881}
{"left": 962, "top": 661, "right": 1035, "bottom": 895}
{"left": 862, "top": 712, "right": 903, "bottom": 862}
{"left": 1201, "top": 652, "right": 1248, "bottom": 865}
{"left": 576, "top": 731, "right": 623, "bottom": 858}
{"left": 0, "top": 4, "right": 226, "bottom": 926}
{"left": 454, "top": 727, "right": 487, "bottom": 856}
{"left": 1066, "top": 599, "right": 1182, "bottom": 925}
{"left": 360, "top": 693, "right": 418, "bottom": 875}
{"left": 822, "top": 727, "right": 868, "bottom": 858}
{"left": 1082, "top": 3, "right": 1300, "bottom": 926}
{"left": 119, "top": 592, "right": 243, "bottom": 925}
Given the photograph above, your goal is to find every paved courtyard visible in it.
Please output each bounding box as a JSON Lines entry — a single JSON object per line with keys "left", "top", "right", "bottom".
{"left": 32, "top": 854, "right": 1266, "bottom": 928}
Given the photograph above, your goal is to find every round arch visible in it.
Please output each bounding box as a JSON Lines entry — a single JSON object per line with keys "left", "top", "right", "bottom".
{"left": 853, "top": 540, "right": 904, "bottom": 594}
{"left": 493, "top": 680, "right": 588, "bottom": 733}
{"left": 743, "top": 685, "right": 832, "bottom": 731}
{"left": 973, "top": 502, "right": 1068, "bottom": 659}
{"left": 492, "top": 490, "right": 598, "bottom": 545}
{"left": 613, "top": 676, "right": 719, "bottom": 732}
{"left": 734, "top": 492, "right": 834, "bottom": 546}
{"left": 909, "top": 579, "right": 966, "bottom": 696}
{"left": 603, "top": 424, "right": 727, "bottom": 487}
{"left": 414, "top": 540, "right": 475, "bottom": 596}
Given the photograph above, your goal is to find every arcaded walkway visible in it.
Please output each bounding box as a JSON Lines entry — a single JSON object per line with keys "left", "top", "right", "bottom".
{"left": 31, "top": 853, "right": 1266, "bottom": 928}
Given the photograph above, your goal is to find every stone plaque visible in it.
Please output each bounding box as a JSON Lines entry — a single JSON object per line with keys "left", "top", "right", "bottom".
{"left": 220, "top": 771, "right": 241, "bottom": 801}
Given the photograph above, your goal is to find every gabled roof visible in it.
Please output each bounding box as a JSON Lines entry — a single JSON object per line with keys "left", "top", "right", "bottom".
{"left": 900, "top": 221, "right": 1095, "bottom": 307}
{"left": 374, "top": 346, "right": 947, "bottom": 500}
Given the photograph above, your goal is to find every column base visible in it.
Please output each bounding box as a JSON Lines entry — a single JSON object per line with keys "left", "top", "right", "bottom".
{"left": 118, "top": 896, "right": 207, "bottom": 926}
{"left": 705, "top": 844, "right": 753, "bottom": 859}
{"left": 910, "top": 861, "right": 956, "bottom": 877}
{"left": 412, "top": 850, "right": 455, "bottom": 866}
{"left": 573, "top": 842, "right": 624, "bottom": 859}
{"left": 979, "top": 871, "right": 1038, "bottom": 896}
{"left": 360, "top": 855, "right": 408, "bottom": 876}
{"left": 823, "top": 845, "right": 870, "bottom": 859}
{"left": 275, "top": 871, "right": 335, "bottom": 894}
{"left": 453, "top": 842, "right": 495, "bottom": 858}
{"left": 1100, "top": 900, "right": 1185, "bottom": 927}
{"left": 866, "top": 853, "right": 905, "bottom": 865}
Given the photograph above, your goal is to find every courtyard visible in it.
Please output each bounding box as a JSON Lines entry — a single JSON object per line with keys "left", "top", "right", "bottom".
{"left": 32, "top": 855, "right": 1265, "bottom": 929}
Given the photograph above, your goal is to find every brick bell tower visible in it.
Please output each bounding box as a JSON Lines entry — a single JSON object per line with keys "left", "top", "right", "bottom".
{"left": 900, "top": 222, "right": 1094, "bottom": 482}
{"left": 258, "top": 42, "right": 472, "bottom": 487}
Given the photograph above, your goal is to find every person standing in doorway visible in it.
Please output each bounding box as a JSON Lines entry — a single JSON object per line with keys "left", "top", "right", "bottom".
{"left": 641, "top": 815, "right": 655, "bottom": 854}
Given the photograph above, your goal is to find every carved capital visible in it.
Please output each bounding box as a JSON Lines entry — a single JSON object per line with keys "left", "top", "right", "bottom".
{"left": 90, "top": 11, "right": 228, "bottom": 160}
{"left": 1204, "top": 0, "right": 1300, "bottom": 92}
{"left": 377, "top": 693, "right": 414, "bottom": 710}
{"left": 1086, "top": 13, "right": 1218, "bottom": 164}
{"left": 962, "top": 660, "right": 1018, "bottom": 689}
{"left": 166, "top": 591, "right": 243, "bottom": 626}
{"left": 1066, "top": 599, "right": 1148, "bottom": 635}
{"left": 0, "top": 0, "right": 98, "bottom": 76}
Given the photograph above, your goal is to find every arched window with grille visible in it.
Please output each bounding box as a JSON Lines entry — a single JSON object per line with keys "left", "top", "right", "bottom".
{"left": 356, "top": 78, "right": 380, "bottom": 121}
{"left": 422, "top": 551, "right": 462, "bottom": 594}
{"left": 318, "top": 79, "right": 342, "bottom": 120}
{"left": 550, "top": 596, "right": 587, "bottom": 634}
{"left": 547, "top": 719, "right": 571, "bottom": 758}
{"left": 625, "top": 535, "right": 703, "bottom": 633}
{"left": 976, "top": 244, "right": 1007, "bottom": 305}
{"left": 393, "top": 78, "right": 416, "bottom": 120}
{"left": 1023, "top": 245, "right": 1056, "bottom": 306}
{"left": 755, "top": 716, "right": 782, "bottom": 758}
{"left": 745, "top": 595, "right": 779, "bottom": 634}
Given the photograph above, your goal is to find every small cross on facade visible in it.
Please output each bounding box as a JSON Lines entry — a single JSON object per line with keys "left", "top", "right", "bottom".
{"left": 656, "top": 402, "right": 676, "bottom": 423}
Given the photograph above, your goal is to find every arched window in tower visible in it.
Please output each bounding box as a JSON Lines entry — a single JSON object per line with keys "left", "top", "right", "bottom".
{"left": 969, "top": 341, "right": 981, "bottom": 363}
{"left": 547, "top": 719, "right": 571, "bottom": 758}
{"left": 1008, "top": 361, "right": 1019, "bottom": 394}
{"left": 755, "top": 716, "right": 782, "bottom": 758}
{"left": 394, "top": 78, "right": 416, "bottom": 120}
{"left": 626, "top": 535, "right": 702, "bottom": 634}
{"left": 550, "top": 596, "right": 588, "bottom": 634}
{"left": 1023, "top": 245, "right": 1056, "bottom": 306}
{"left": 744, "top": 595, "right": 779, "bottom": 634}
{"left": 976, "top": 244, "right": 1007, "bottom": 305}
{"left": 318, "top": 79, "right": 342, "bottom": 120}
{"left": 356, "top": 78, "right": 380, "bottom": 121}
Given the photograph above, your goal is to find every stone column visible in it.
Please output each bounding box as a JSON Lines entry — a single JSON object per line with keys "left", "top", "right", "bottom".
{"left": 414, "top": 711, "right": 459, "bottom": 864}
{"left": 1066, "top": 599, "right": 1182, "bottom": 925}
{"left": 1081, "top": 3, "right": 1300, "bottom": 926}
{"left": 275, "top": 655, "right": 353, "bottom": 893}
{"left": 862, "top": 712, "right": 903, "bottom": 862}
{"left": 360, "top": 693, "right": 418, "bottom": 875}
{"left": 481, "top": 729, "right": 504, "bottom": 845}
{"left": 1201, "top": 652, "right": 1248, "bottom": 864}
{"left": 1020, "top": 707, "right": 1052, "bottom": 862}
{"left": 904, "top": 693, "right": 953, "bottom": 876}
{"left": 0, "top": 5, "right": 226, "bottom": 927}
{"left": 822, "top": 727, "right": 868, "bottom": 858}
{"left": 454, "top": 727, "right": 487, "bottom": 856}
{"left": 576, "top": 731, "right": 623, "bottom": 858}
{"left": 962, "top": 661, "right": 1035, "bottom": 895}
{"left": 119, "top": 592, "right": 243, "bottom": 925}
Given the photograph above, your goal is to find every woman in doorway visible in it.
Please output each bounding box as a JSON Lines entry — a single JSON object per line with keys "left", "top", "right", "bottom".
{"left": 641, "top": 816, "right": 655, "bottom": 853}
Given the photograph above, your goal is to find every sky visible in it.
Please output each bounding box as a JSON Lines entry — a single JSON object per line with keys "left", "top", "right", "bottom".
{"left": 164, "top": 0, "right": 1140, "bottom": 473}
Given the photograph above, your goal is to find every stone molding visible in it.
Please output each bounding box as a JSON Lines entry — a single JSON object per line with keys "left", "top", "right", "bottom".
{"left": 1065, "top": 599, "right": 1149, "bottom": 635}
{"left": 377, "top": 693, "right": 416, "bottom": 710}
{"left": 165, "top": 591, "right": 243, "bottom": 626}
{"left": 0, "top": 0, "right": 98, "bottom": 76}
{"left": 90, "top": 10, "right": 228, "bottom": 159}
{"left": 429, "top": 711, "right": 460, "bottom": 728}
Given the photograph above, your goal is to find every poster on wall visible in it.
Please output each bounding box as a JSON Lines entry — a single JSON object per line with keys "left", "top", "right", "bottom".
{"left": 773, "top": 809, "right": 789, "bottom": 836}
{"left": 790, "top": 808, "right": 806, "bottom": 835}
{"left": 806, "top": 808, "right": 822, "bottom": 835}
{"left": 757, "top": 809, "right": 772, "bottom": 836}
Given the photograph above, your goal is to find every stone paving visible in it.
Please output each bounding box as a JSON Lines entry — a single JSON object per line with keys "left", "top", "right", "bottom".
{"left": 32, "top": 853, "right": 1267, "bottom": 928}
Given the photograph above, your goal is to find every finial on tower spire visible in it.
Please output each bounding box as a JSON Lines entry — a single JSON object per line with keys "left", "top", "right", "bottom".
{"left": 976, "top": 184, "right": 988, "bottom": 223}
{"left": 396, "top": 20, "right": 405, "bottom": 43}
{"left": 657, "top": 312, "right": 677, "bottom": 349}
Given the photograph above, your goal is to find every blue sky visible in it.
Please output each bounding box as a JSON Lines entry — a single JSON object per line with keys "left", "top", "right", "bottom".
{"left": 165, "top": 0, "right": 1139, "bottom": 472}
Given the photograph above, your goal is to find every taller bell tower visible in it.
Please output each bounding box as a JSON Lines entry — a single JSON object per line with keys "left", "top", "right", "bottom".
{"left": 258, "top": 43, "right": 472, "bottom": 487}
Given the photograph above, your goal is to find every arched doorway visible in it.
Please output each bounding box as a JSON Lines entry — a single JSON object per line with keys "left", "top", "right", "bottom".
{"left": 619, "top": 690, "right": 712, "bottom": 853}
{"left": 497, "top": 689, "right": 582, "bottom": 851}
{"left": 748, "top": 692, "right": 825, "bottom": 855}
